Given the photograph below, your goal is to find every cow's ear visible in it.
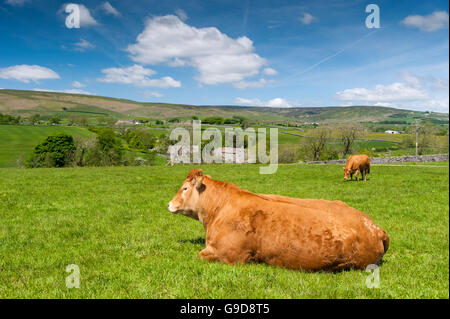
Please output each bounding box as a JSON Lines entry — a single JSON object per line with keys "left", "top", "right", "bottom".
{"left": 193, "top": 174, "right": 203, "bottom": 187}
{"left": 187, "top": 168, "right": 203, "bottom": 180}
{"left": 194, "top": 174, "right": 205, "bottom": 193}
{"left": 187, "top": 168, "right": 204, "bottom": 189}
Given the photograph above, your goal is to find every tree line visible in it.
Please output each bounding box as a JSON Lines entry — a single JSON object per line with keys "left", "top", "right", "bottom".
{"left": 279, "top": 121, "right": 448, "bottom": 163}
{"left": 24, "top": 128, "right": 174, "bottom": 168}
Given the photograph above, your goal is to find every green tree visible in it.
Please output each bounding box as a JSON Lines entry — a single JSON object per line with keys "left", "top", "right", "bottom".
{"left": 0, "top": 112, "right": 20, "bottom": 124}
{"left": 29, "top": 114, "right": 40, "bottom": 125}
{"left": 27, "top": 134, "right": 76, "bottom": 167}
{"left": 49, "top": 115, "right": 61, "bottom": 125}
{"left": 96, "top": 128, "right": 124, "bottom": 165}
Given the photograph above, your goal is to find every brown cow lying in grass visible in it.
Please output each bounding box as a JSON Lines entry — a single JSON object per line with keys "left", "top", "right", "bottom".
{"left": 168, "top": 169, "right": 389, "bottom": 271}
{"left": 343, "top": 154, "right": 371, "bottom": 181}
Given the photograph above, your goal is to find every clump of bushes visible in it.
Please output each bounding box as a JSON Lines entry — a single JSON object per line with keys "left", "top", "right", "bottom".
{"left": 123, "top": 129, "right": 156, "bottom": 151}
{"left": 75, "top": 128, "right": 124, "bottom": 166}
{"left": 25, "top": 127, "right": 166, "bottom": 168}
{"left": 26, "top": 133, "right": 76, "bottom": 167}
{"left": 202, "top": 116, "right": 225, "bottom": 125}
{"left": 201, "top": 116, "right": 247, "bottom": 125}
{"left": 278, "top": 144, "right": 300, "bottom": 163}
{"left": 0, "top": 112, "right": 20, "bottom": 124}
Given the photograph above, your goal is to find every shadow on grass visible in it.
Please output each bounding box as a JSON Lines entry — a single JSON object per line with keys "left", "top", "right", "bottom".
{"left": 178, "top": 237, "right": 205, "bottom": 245}
{"left": 345, "top": 178, "right": 370, "bottom": 182}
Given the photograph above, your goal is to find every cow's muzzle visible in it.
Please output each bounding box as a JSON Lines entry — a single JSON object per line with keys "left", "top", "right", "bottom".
{"left": 168, "top": 201, "right": 178, "bottom": 214}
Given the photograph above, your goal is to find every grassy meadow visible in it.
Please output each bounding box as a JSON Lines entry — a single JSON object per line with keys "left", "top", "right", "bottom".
{"left": 0, "top": 125, "right": 93, "bottom": 168}
{"left": 0, "top": 164, "right": 448, "bottom": 298}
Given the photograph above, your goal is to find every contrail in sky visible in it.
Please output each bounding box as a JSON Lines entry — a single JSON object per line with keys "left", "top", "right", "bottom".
{"left": 297, "top": 29, "right": 380, "bottom": 76}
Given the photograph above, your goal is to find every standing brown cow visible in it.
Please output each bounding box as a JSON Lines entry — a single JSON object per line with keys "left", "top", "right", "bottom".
{"left": 168, "top": 169, "right": 389, "bottom": 271}
{"left": 343, "top": 155, "right": 371, "bottom": 181}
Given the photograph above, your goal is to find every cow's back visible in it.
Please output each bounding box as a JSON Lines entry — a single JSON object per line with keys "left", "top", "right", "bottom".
{"left": 346, "top": 154, "right": 370, "bottom": 171}
{"left": 259, "top": 194, "right": 350, "bottom": 210}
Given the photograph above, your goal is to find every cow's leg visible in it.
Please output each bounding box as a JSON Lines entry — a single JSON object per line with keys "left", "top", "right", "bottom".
{"left": 199, "top": 246, "right": 219, "bottom": 262}
{"left": 364, "top": 169, "right": 367, "bottom": 181}
{"left": 203, "top": 231, "right": 253, "bottom": 265}
{"left": 355, "top": 170, "right": 360, "bottom": 181}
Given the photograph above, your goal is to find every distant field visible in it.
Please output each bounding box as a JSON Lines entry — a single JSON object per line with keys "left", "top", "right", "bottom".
{"left": 0, "top": 125, "right": 93, "bottom": 167}
{"left": 283, "top": 130, "right": 399, "bottom": 151}
{"left": 0, "top": 164, "right": 448, "bottom": 298}
{"left": 364, "top": 132, "right": 406, "bottom": 142}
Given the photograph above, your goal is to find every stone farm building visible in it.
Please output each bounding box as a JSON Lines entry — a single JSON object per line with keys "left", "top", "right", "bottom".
{"left": 115, "top": 119, "right": 142, "bottom": 126}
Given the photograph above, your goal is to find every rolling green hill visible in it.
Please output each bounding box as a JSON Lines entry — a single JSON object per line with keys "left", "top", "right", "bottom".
{"left": 1, "top": 89, "right": 448, "bottom": 124}
{"left": 0, "top": 125, "right": 93, "bottom": 168}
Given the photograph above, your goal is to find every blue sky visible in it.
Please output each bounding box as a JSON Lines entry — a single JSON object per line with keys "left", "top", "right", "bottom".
{"left": 0, "top": 0, "right": 448, "bottom": 112}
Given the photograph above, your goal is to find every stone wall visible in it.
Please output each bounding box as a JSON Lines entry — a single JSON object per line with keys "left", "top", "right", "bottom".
{"left": 301, "top": 154, "right": 449, "bottom": 165}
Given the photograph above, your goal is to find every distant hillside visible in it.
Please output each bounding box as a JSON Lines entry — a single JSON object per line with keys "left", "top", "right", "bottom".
{"left": 0, "top": 89, "right": 448, "bottom": 124}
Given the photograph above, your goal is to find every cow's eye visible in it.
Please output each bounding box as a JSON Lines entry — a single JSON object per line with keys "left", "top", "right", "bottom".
{"left": 182, "top": 187, "right": 188, "bottom": 192}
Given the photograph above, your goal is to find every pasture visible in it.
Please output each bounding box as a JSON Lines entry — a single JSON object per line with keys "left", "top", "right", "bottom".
{"left": 0, "top": 164, "right": 448, "bottom": 298}
{"left": 0, "top": 125, "right": 93, "bottom": 168}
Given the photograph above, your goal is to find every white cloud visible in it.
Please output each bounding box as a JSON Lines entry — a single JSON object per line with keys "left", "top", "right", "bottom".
{"left": 101, "top": 1, "right": 121, "bottom": 17}
{"left": 399, "top": 71, "right": 421, "bottom": 88}
{"left": 98, "top": 64, "right": 181, "bottom": 88}
{"left": 426, "top": 97, "right": 449, "bottom": 111}
{"left": 126, "top": 15, "right": 268, "bottom": 86}
{"left": 335, "top": 82, "right": 429, "bottom": 102}
{"left": 150, "top": 91, "right": 163, "bottom": 97}
{"left": 431, "top": 77, "right": 449, "bottom": 93}
{"left": 74, "top": 39, "right": 95, "bottom": 51}
{"left": 175, "top": 8, "right": 188, "bottom": 21}
{"left": 400, "top": 71, "right": 449, "bottom": 93}
{"left": 63, "top": 89, "right": 92, "bottom": 95}
{"left": 262, "top": 67, "right": 278, "bottom": 76}
{"left": 143, "top": 91, "right": 163, "bottom": 98}
{"left": 167, "top": 57, "right": 188, "bottom": 67}
{"left": 299, "top": 13, "right": 318, "bottom": 25}
{"left": 72, "top": 81, "right": 85, "bottom": 88}
{"left": 233, "top": 78, "right": 269, "bottom": 90}
{"left": 374, "top": 102, "right": 393, "bottom": 107}
{"left": 33, "top": 88, "right": 92, "bottom": 95}
{"left": 78, "top": 4, "right": 98, "bottom": 26}
{"left": 6, "top": 0, "right": 29, "bottom": 6}
{"left": 234, "top": 97, "right": 299, "bottom": 108}
{"left": 334, "top": 72, "right": 449, "bottom": 112}
{"left": 401, "top": 11, "right": 449, "bottom": 32}
{"left": 60, "top": 4, "right": 98, "bottom": 27}
{"left": 0, "top": 65, "right": 60, "bottom": 83}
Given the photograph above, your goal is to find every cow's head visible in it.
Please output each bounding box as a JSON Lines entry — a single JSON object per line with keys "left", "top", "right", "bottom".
{"left": 168, "top": 168, "right": 205, "bottom": 220}
{"left": 343, "top": 167, "right": 351, "bottom": 180}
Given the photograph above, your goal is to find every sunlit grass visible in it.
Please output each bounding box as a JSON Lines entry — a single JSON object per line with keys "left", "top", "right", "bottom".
{"left": 0, "top": 164, "right": 448, "bottom": 298}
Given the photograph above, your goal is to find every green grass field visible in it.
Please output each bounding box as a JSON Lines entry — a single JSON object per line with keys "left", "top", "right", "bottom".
{"left": 0, "top": 164, "right": 448, "bottom": 298}
{"left": 0, "top": 125, "right": 93, "bottom": 168}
